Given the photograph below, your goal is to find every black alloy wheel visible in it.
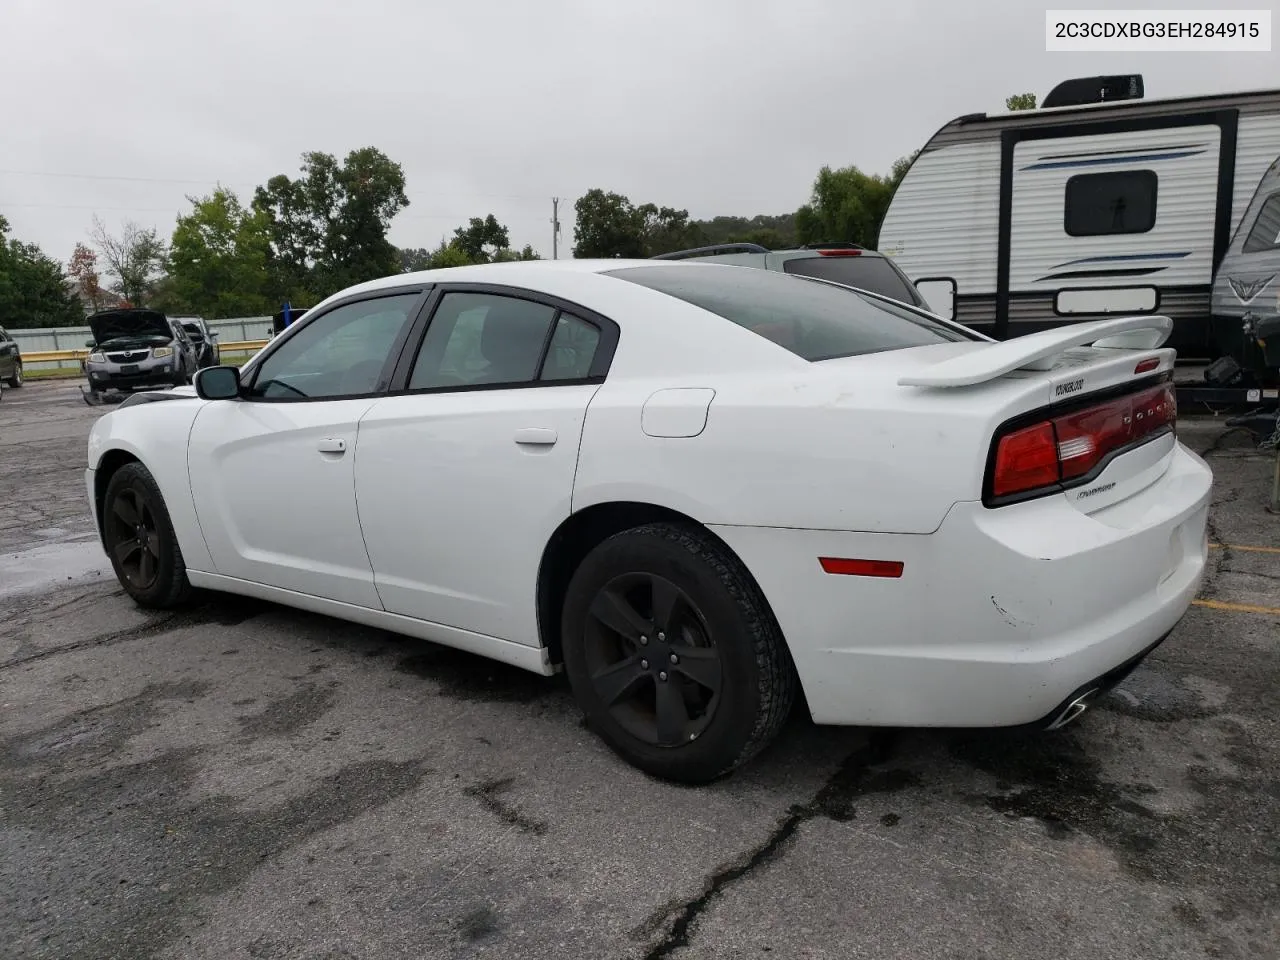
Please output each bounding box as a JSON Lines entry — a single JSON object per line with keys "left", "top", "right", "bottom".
{"left": 107, "top": 486, "right": 162, "bottom": 590}
{"left": 583, "top": 571, "right": 724, "bottom": 748}
{"left": 561, "top": 522, "right": 796, "bottom": 784}
{"left": 102, "top": 462, "right": 192, "bottom": 608}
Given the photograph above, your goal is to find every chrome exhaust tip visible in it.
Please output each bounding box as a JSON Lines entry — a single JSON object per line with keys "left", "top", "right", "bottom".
{"left": 1045, "top": 687, "right": 1100, "bottom": 731}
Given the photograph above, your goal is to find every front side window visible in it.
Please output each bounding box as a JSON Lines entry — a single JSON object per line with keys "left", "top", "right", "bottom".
{"left": 247, "top": 293, "right": 420, "bottom": 400}
{"left": 608, "top": 264, "right": 976, "bottom": 362}
{"left": 1243, "top": 194, "right": 1280, "bottom": 254}
{"left": 1064, "top": 170, "right": 1158, "bottom": 236}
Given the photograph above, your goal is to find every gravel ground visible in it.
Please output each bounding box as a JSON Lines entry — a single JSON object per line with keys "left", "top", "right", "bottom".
{"left": 1, "top": 379, "right": 1277, "bottom": 960}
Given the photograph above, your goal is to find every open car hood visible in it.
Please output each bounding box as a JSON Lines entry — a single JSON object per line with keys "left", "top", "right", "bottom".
{"left": 89, "top": 309, "right": 172, "bottom": 344}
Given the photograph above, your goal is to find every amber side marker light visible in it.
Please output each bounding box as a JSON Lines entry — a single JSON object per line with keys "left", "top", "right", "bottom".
{"left": 819, "top": 557, "right": 905, "bottom": 578}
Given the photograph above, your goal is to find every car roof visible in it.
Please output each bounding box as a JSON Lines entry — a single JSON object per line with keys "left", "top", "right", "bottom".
{"left": 325, "top": 257, "right": 706, "bottom": 304}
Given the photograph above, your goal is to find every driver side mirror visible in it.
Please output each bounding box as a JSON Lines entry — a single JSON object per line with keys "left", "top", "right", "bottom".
{"left": 85, "top": 340, "right": 96, "bottom": 348}
{"left": 193, "top": 365, "right": 242, "bottom": 400}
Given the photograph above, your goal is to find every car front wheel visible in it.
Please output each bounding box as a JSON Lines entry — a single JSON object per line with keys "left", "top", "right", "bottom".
{"left": 101, "top": 462, "right": 193, "bottom": 608}
{"left": 561, "top": 522, "right": 797, "bottom": 784}
{"left": 7, "top": 362, "right": 21, "bottom": 387}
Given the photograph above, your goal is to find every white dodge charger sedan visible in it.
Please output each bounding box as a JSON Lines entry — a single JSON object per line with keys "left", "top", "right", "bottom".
{"left": 85, "top": 259, "right": 1212, "bottom": 782}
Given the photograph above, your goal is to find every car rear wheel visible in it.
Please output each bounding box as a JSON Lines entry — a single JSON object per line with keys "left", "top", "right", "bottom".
{"left": 561, "top": 522, "right": 796, "bottom": 784}
{"left": 7, "top": 362, "right": 22, "bottom": 387}
{"left": 102, "top": 462, "right": 193, "bottom": 609}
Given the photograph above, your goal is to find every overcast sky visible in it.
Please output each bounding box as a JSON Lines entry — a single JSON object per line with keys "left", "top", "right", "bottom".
{"left": 2, "top": 0, "right": 1276, "bottom": 265}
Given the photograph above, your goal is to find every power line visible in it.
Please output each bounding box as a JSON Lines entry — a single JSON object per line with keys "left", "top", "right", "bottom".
{"left": 0, "top": 200, "right": 551, "bottom": 222}
{"left": 0, "top": 168, "right": 557, "bottom": 201}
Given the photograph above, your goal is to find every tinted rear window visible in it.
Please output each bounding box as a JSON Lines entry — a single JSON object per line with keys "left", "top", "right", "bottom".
{"left": 782, "top": 255, "right": 920, "bottom": 304}
{"left": 608, "top": 264, "right": 976, "bottom": 362}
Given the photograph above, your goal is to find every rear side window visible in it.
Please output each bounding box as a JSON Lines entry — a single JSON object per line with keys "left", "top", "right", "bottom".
{"left": 1243, "top": 194, "right": 1280, "bottom": 253}
{"left": 1064, "top": 170, "right": 1158, "bottom": 236}
{"left": 608, "top": 264, "right": 977, "bottom": 362}
{"left": 782, "top": 255, "right": 921, "bottom": 305}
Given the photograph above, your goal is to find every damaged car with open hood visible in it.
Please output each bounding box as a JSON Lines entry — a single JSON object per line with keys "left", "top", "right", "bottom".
{"left": 82, "top": 308, "right": 199, "bottom": 400}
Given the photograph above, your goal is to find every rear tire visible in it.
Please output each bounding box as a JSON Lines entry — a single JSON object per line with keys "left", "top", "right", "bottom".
{"left": 7, "top": 362, "right": 22, "bottom": 387}
{"left": 101, "top": 462, "right": 193, "bottom": 609}
{"left": 561, "top": 522, "right": 796, "bottom": 784}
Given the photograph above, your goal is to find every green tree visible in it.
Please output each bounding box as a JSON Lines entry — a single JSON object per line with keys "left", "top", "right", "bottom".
{"left": 573, "top": 189, "right": 647, "bottom": 258}
{"left": 163, "top": 187, "right": 274, "bottom": 319}
{"left": 89, "top": 216, "right": 166, "bottom": 305}
{"left": 0, "top": 215, "right": 83, "bottom": 328}
{"left": 694, "top": 214, "right": 798, "bottom": 249}
{"left": 638, "top": 204, "right": 703, "bottom": 256}
{"left": 1006, "top": 92, "right": 1037, "bottom": 111}
{"left": 427, "top": 241, "right": 475, "bottom": 269}
{"left": 794, "top": 155, "right": 915, "bottom": 249}
{"left": 452, "top": 215, "right": 510, "bottom": 262}
{"left": 492, "top": 244, "right": 540, "bottom": 262}
{"left": 253, "top": 147, "right": 409, "bottom": 301}
{"left": 400, "top": 247, "right": 433, "bottom": 272}
{"left": 573, "top": 190, "right": 702, "bottom": 258}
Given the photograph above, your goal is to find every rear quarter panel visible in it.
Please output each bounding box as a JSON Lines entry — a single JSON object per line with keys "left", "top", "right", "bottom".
{"left": 573, "top": 366, "right": 1025, "bottom": 535}
{"left": 88, "top": 397, "right": 214, "bottom": 571}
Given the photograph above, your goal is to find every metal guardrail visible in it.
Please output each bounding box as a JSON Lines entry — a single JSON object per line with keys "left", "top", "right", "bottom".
{"left": 22, "top": 340, "right": 269, "bottom": 364}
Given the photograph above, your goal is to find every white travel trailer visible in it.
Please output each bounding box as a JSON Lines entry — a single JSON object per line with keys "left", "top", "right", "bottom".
{"left": 878, "top": 76, "right": 1280, "bottom": 359}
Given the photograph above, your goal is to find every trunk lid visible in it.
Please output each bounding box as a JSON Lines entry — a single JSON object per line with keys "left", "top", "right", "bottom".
{"left": 816, "top": 315, "right": 1181, "bottom": 513}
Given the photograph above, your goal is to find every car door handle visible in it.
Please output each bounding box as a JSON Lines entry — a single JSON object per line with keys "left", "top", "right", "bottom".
{"left": 317, "top": 438, "right": 347, "bottom": 454}
{"left": 513, "top": 428, "right": 558, "bottom": 446}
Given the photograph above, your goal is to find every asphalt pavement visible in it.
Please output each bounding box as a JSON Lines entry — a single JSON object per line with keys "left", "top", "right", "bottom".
{"left": 1, "top": 378, "right": 1278, "bottom": 960}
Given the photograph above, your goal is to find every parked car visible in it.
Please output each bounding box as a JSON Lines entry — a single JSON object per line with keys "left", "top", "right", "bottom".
{"left": 651, "top": 242, "right": 933, "bottom": 311}
{"left": 175, "top": 317, "right": 220, "bottom": 369}
{"left": 83, "top": 308, "right": 199, "bottom": 397}
{"left": 0, "top": 325, "right": 23, "bottom": 388}
{"left": 84, "top": 259, "right": 1211, "bottom": 783}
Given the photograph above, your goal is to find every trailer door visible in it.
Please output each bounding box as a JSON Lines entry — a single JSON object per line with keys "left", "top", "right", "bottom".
{"left": 1006, "top": 124, "right": 1223, "bottom": 336}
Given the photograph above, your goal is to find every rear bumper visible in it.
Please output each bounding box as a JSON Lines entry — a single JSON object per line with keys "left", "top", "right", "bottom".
{"left": 710, "top": 442, "right": 1212, "bottom": 728}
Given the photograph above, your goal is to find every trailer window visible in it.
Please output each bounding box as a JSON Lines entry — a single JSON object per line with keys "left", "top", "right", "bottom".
{"left": 1242, "top": 194, "right": 1280, "bottom": 254}
{"left": 1064, "top": 170, "right": 1158, "bottom": 236}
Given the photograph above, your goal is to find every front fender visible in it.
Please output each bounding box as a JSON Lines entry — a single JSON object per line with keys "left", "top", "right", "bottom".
{"left": 88, "top": 397, "right": 214, "bottom": 573}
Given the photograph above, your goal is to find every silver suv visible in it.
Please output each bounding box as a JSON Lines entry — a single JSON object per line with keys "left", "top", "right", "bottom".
{"left": 650, "top": 242, "right": 930, "bottom": 310}
{"left": 83, "top": 308, "right": 199, "bottom": 396}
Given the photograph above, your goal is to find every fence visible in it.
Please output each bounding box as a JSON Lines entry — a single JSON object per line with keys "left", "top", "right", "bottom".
{"left": 12, "top": 317, "right": 274, "bottom": 371}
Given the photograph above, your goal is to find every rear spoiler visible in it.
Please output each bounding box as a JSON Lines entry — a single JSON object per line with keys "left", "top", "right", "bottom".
{"left": 898, "top": 315, "right": 1174, "bottom": 388}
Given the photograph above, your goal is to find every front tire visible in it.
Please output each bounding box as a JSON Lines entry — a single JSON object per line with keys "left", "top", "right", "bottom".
{"left": 7, "top": 362, "right": 22, "bottom": 387}
{"left": 561, "top": 522, "right": 796, "bottom": 784}
{"left": 101, "top": 462, "right": 193, "bottom": 608}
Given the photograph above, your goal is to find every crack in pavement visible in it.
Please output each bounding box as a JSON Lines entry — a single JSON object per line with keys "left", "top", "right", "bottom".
{"left": 0, "top": 596, "right": 270, "bottom": 671}
{"left": 463, "top": 776, "right": 549, "bottom": 836}
{"left": 640, "top": 732, "right": 910, "bottom": 959}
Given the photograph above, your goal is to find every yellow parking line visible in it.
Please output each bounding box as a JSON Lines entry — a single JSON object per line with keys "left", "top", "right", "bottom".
{"left": 1209, "top": 543, "right": 1280, "bottom": 555}
{"left": 1193, "top": 598, "right": 1280, "bottom": 616}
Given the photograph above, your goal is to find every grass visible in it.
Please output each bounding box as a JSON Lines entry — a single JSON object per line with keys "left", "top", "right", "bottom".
{"left": 21, "top": 351, "right": 257, "bottom": 382}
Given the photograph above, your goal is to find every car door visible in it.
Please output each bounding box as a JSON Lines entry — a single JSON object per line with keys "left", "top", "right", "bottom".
{"left": 354, "top": 286, "right": 618, "bottom": 645}
{"left": 187, "top": 288, "right": 428, "bottom": 608}
{"left": 0, "top": 328, "right": 14, "bottom": 380}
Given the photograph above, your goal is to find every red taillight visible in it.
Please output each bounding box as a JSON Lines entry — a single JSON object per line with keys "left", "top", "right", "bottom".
{"left": 989, "top": 382, "right": 1177, "bottom": 502}
{"left": 817, "top": 249, "right": 862, "bottom": 256}
{"left": 1134, "top": 357, "right": 1160, "bottom": 374}
{"left": 992, "top": 422, "right": 1060, "bottom": 498}
{"left": 819, "top": 557, "right": 904, "bottom": 578}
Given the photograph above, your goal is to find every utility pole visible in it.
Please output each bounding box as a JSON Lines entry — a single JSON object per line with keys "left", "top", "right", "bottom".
{"left": 550, "top": 197, "right": 560, "bottom": 261}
